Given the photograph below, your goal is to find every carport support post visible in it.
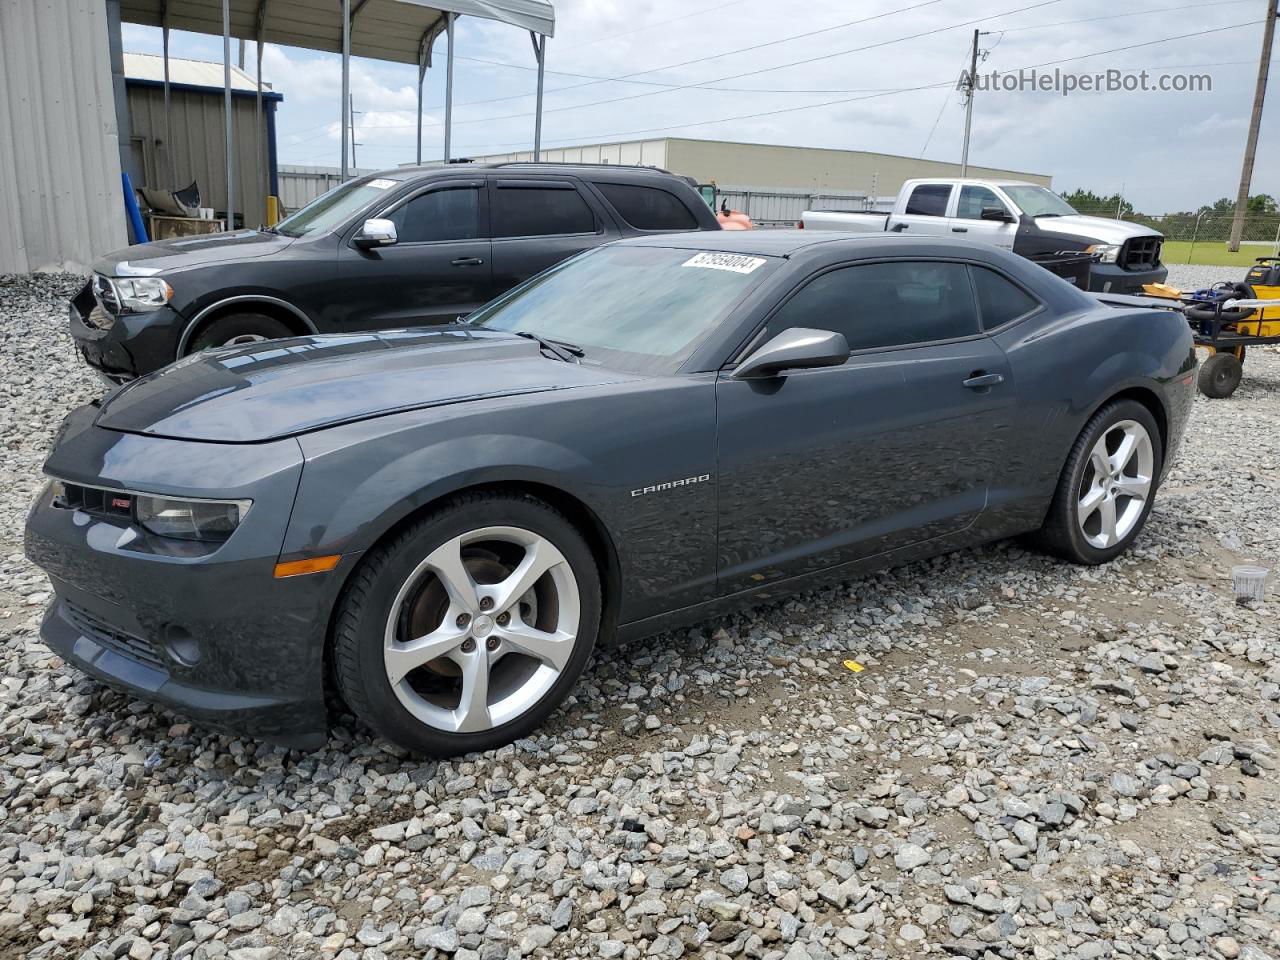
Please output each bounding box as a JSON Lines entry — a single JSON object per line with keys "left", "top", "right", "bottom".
{"left": 341, "top": 0, "right": 351, "bottom": 180}
{"left": 443, "top": 12, "right": 456, "bottom": 162}
{"left": 531, "top": 32, "right": 545, "bottom": 160}
{"left": 162, "top": 3, "right": 174, "bottom": 187}
{"left": 416, "top": 33, "right": 428, "bottom": 165}
{"left": 222, "top": 0, "right": 234, "bottom": 231}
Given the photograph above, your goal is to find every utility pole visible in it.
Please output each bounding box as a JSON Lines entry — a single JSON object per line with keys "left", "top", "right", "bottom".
{"left": 349, "top": 94, "right": 362, "bottom": 171}
{"left": 960, "top": 29, "right": 979, "bottom": 177}
{"left": 1228, "top": 0, "right": 1277, "bottom": 252}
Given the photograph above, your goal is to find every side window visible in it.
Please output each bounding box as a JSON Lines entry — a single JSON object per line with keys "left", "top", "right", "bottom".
{"left": 765, "top": 261, "right": 979, "bottom": 351}
{"left": 903, "top": 184, "right": 952, "bottom": 217}
{"left": 956, "top": 186, "right": 1010, "bottom": 221}
{"left": 385, "top": 187, "right": 479, "bottom": 243}
{"left": 595, "top": 182, "right": 698, "bottom": 230}
{"left": 971, "top": 266, "right": 1040, "bottom": 328}
{"left": 491, "top": 184, "right": 596, "bottom": 238}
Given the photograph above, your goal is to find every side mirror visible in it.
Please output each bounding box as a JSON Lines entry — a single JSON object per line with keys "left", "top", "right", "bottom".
{"left": 732, "top": 327, "right": 850, "bottom": 380}
{"left": 980, "top": 206, "right": 1014, "bottom": 223}
{"left": 353, "top": 218, "right": 398, "bottom": 248}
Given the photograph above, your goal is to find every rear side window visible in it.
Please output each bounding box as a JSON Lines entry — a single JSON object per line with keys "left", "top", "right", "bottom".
{"left": 904, "top": 184, "right": 952, "bottom": 217}
{"left": 492, "top": 184, "right": 596, "bottom": 237}
{"left": 595, "top": 182, "right": 698, "bottom": 230}
{"left": 971, "top": 266, "right": 1040, "bottom": 328}
{"left": 385, "top": 187, "right": 479, "bottom": 242}
{"left": 766, "top": 260, "right": 979, "bottom": 351}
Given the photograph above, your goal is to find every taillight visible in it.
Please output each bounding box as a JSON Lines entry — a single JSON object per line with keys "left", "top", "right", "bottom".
{"left": 797, "top": 220, "right": 805, "bottom": 229}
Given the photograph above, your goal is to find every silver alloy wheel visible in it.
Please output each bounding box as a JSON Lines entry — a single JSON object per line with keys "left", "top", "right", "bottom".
{"left": 222, "top": 333, "right": 268, "bottom": 347}
{"left": 1076, "top": 418, "right": 1154, "bottom": 549}
{"left": 383, "top": 525, "right": 580, "bottom": 733}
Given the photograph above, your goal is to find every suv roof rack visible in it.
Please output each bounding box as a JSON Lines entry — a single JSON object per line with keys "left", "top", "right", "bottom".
{"left": 493, "top": 161, "right": 676, "bottom": 175}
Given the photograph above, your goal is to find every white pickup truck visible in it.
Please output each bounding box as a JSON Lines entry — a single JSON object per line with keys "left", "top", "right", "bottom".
{"left": 801, "top": 178, "right": 1166, "bottom": 294}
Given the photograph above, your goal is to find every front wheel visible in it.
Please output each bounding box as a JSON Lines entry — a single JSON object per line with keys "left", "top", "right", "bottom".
{"left": 332, "top": 492, "right": 601, "bottom": 756}
{"left": 188, "top": 312, "right": 292, "bottom": 353}
{"left": 1032, "top": 399, "right": 1163, "bottom": 565}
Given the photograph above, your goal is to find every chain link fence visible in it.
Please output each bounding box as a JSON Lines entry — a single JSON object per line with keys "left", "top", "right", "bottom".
{"left": 1071, "top": 204, "right": 1280, "bottom": 262}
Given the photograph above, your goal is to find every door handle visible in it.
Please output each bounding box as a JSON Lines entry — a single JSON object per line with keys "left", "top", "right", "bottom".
{"left": 962, "top": 372, "right": 1004, "bottom": 389}
{"left": 952, "top": 227, "right": 968, "bottom": 233}
{"left": 451, "top": 257, "right": 485, "bottom": 266}
{"left": 890, "top": 222, "right": 909, "bottom": 232}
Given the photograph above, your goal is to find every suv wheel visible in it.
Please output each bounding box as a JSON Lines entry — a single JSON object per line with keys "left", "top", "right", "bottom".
{"left": 188, "top": 312, "right": 293, "bottom": 353}
{"left": 332, "top": 492, "right": 601, "bottom": 756}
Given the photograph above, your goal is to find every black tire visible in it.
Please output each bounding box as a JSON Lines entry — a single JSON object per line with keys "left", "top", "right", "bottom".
{"left": 188, "top": 312, "right": 293, "bottom": 353}
{"left": 332, "top": 492, "right": 602, "bottom": 757}
{"left": 1032, "top": 399, "right": 1163, "bottom": 565}
{"left": 1198, "top": 352, "right": 1243, "bottom": 399}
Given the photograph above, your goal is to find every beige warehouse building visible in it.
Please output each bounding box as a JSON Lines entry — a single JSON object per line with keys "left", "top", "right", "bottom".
{"left": 473, "top": 137, "right": 1052, "bottom": 197}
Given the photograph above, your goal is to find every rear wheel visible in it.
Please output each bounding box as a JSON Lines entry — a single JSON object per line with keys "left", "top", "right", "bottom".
{"left": 1198, "top": 352, "right": 1243, "bottom": 398}
{"left": 1033, "top": 399, "right": 1162, "bottom": 565}
{"left": 188, "top": 312, "right": 292, "bottom": 353}
{"left": 332, "top": 492, "right": 601, "bottom": 756}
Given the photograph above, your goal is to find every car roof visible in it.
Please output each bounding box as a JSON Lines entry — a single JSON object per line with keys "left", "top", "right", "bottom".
{"left": 617, "top": 230, "right": 977, "bottom": 257}
{"left": 375, "top": 162, "right": 689, "bottom": 182}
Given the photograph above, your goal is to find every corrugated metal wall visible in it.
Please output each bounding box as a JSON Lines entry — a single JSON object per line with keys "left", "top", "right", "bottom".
{"left": 127, "top": 84, "right": 273, "bottom": 227}
{"left": 277, "top": 165, "right": 378, "bottom": 214}
{"left": 0, "top": 0, "right": 127, "bottom": 273}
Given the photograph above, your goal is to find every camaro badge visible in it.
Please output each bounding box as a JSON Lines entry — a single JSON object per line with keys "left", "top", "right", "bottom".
{"left": 631, "top": 474, "right": 711, "bottom": 497}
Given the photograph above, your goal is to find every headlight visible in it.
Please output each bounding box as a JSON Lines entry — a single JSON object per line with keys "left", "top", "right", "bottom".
{"left": 112, "top": 277, "right": 174, "bottom": 312}
{"left": 1086, "top": 243, "right": 1121, "bottom": 264}
{"left": 135, "top": 495, "right": 251, "bottom": 542}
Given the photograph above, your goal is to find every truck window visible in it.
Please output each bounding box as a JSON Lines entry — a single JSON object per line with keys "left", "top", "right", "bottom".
{"left": 766, "top": 261, "right": 979, "bottom": 350}
{"left": 385, "top": 186, "right": 480, "bottom": 243}
{"left": 955, "top": 186, "right": 1010, "bottom": 221}
{"left": 596, "top": 182, "right": 698, "bottom": 230}
{"left": 492, "top": 184, "right": 596, "bottom": 238}
{"left": 904, "top": 184, "right": 952, "bottom": 217}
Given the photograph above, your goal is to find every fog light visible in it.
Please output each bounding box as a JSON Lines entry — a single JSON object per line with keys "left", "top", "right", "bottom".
{"left": 164, "top": 624, "right": 201, "bottom": 666}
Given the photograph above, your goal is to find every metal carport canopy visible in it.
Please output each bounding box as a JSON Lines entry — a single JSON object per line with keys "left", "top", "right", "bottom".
{"left": 117, "top": 0, "right": 555, "bottom": 229}
{"left": 117, "top": 0, "right": 554, "bottom": 64}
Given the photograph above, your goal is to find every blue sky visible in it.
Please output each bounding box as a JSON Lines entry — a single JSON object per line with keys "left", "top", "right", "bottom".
{"left": 120, "top": 0, "right": 1278, "bottom": 212}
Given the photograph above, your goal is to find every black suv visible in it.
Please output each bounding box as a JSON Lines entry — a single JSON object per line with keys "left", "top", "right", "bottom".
{"left": 70, "top": 163, "right": 723, "bottom": 381}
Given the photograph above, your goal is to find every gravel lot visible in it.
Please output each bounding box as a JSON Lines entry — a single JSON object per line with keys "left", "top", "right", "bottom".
{"left": 1, "top": 272, "right": 1277, "bottom": 960}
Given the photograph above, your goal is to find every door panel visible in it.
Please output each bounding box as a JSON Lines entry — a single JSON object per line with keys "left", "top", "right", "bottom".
{"left": 334, "top": 182, "right": 492, "bottom": 330}
{"left": 715, "top": 338, "right": 1012, "bottom": 593}
{"left": 888, "top": 182, "right": 955, "bottom": 237}
{"left": 487, "top": 178, "right": 617, "bottom": 297}
{"left": 948, "top": 184, "right": 1018, "bottom": 251}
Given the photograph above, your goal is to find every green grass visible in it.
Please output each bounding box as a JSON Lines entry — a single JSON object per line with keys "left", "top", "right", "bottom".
{"left": 1162, "top": 241, "right": 1279, "bottom": 268}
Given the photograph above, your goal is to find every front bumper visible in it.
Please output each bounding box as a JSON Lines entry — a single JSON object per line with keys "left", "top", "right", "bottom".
{"left": 69, "top": 281, "right": 188, "bottom": 382}
{"left": 24, "top": 407, "right": 349, "bottom": 748}
{"left": 1087, "top": 262, "right": 1168, "bottom": 295}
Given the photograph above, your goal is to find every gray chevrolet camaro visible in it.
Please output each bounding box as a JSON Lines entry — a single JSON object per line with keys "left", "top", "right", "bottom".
{"left": 26, "top": 233, "right": 1196, "bottom": 756}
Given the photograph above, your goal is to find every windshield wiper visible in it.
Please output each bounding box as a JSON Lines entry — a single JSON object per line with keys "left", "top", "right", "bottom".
{"left": 515, "top": 331, "right": 583, "bottom": 363}
{"left": 1035, "top": 213, "right": 1065, "bottom": 218}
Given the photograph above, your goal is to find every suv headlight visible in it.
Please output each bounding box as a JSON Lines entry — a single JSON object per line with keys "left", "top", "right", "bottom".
{"left": 135, "top": 495, "right": 251, "bottom": 542}
{"left": 113, "top": 277, "right": 174, "bottom": 312}
{"left": 1086, "top": 243, "right": 1121, "bottom": 264}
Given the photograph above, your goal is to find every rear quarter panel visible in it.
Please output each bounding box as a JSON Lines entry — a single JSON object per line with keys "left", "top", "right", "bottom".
{"left": 987, "top": 303, "right": 1196, "bottom": 531}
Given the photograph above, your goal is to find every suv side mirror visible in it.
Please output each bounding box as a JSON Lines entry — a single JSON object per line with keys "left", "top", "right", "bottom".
{"left": 354, "top": 218, "right": 398, "bottom": 248}
{"left": 732, "top": 328, "right": 850, "bottom": 380}
{"left": 980, "top": 206, "right": 1014, "bottom": 223}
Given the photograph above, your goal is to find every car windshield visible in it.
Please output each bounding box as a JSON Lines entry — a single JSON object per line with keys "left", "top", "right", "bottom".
{"left": 1001, "top": 185, "right": 1078, "bottom": 218}
{"left": 274, "top": 176, "right": 400, "bottom": 238}
{"left": 466, "top": 245, "right": 776, "bottom": 374}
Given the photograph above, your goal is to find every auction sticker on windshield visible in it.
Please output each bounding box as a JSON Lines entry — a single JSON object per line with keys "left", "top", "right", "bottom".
{"left": 682, "top": 252, "right": 767, "bottom": 274}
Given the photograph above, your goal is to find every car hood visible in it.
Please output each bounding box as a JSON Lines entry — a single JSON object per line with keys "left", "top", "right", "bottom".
{"left": 93, "top": 230, "right": 297, "bottom": 275}
{"left": 1033, "top": 215, "right": 1162, "bottom": 245}
{"left": 94, "top": 328, "right": 640, "bottom": 443}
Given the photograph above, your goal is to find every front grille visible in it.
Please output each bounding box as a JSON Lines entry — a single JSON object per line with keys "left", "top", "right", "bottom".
{"left": 64, "top": 601, "right": 166, "bottom": 671}
{"left": 1120, "top": 236, "right": 1162, "bottom": 272}
{"left": 56, "top": 482, "right": 134, "bottom": 520}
